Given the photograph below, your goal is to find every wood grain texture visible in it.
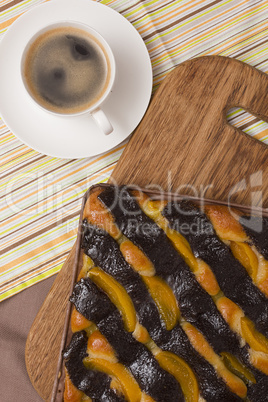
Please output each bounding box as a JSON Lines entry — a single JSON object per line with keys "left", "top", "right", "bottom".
{"left": 111, "top": 56, "right": 268, "bottom": 206}
{"left": 25, "top": 56, "right": 268, "bottom": 401}
{"left": 25, "top": 245, "right": 76, "bottom": 401}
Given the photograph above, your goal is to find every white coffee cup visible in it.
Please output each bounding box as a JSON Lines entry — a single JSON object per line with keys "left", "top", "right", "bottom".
{"left": 21, "top": 21, "right": 115, "bottom": 135}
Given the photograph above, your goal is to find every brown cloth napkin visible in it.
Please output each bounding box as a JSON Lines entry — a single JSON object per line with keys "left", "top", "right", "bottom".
{"left": 0, "top": 276, "right": 55, "bottom": 402}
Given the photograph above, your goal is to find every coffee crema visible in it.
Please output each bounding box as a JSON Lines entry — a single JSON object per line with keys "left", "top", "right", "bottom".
{"left": 22, "top": 26, "right": 111, "bottom": 114}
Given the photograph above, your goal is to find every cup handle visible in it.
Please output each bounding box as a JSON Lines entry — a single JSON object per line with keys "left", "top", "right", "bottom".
{"left": 91, "top": 107, "right": 113, "bottom": 135}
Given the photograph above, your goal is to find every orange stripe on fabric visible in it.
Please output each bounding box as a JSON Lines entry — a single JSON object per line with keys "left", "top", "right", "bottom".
{"left": 254, "top": 128, "right": 268, "bottom": 139}
{"left": 0, "top": 146, "right": 123, "bottom": 214}
{"left": 0, "top": 173, "right": 105, "bottom": 248}
{"left": 0, "top": 229, "right": 75, "bottom": 274}
{"left": 139, "top": 0, "right": 212, "bottom": 35}
{"left": 0, "top": 204, "right": 78, "bottom": 249}
{"left": 0, "top": 13, "right": 23, "bottom": 30}
{"left": 129, "top": 0, "right": 202, "bottom": 24}
{"left": 0, "top": 164, "right": 115, "bottom": 223}
{"left": 149, "top": 0, "right": 262, "bottom": 53}
{"left": 0, "top": 132, "right": 17, "bottom": 142}
{"left": 0, "top": 253, "right": 67, "bottom": 292}
{"left": 202, "top": 23, "right": 268, "bottom": 55}
{"left": 0, "top": 147, "right": 32, "bottom": 165}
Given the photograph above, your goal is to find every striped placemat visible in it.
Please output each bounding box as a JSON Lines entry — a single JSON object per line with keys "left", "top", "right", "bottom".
{"left": 0, "top": 0, "right": 267, "bottom": 301}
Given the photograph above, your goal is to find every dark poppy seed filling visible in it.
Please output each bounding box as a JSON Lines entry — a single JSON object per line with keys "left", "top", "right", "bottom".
{"left": 63, "top": 331, "right": 123, "bottom": 401}
{"left": 63, "top": 185, "right": 268, "bottom": 402}
{"left": 98, "top": 187, "right": 242, "bottom": 354}
{"left": 161, "top": 199, "right": 268, "bottom": 338}
{"left": 81, "top": 219, "right": 169, "bottom": 345}
{"left": 70, "top": 278, "right": 183, "bottom": 402}
{"left": 71, "top": 277, "right": 243, "bottom": 402}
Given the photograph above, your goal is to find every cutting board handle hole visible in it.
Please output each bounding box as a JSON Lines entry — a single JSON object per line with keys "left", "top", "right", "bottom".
{"left": 227, "top": 107, "right": 268, "bottom": 144}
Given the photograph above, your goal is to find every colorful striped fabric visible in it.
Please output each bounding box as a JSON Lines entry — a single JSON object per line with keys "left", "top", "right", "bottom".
{"left": 0, "top": 0, "right": 267, "bottom": 301}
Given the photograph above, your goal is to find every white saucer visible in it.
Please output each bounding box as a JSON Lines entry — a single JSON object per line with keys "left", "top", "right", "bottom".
{"left": 0, "top": 0, "right": 152, "bottom": 159}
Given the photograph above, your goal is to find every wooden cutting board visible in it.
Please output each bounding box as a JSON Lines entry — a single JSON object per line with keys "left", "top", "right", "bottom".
{"left": 25, "top": 56, "right": 268, "bottom": 401}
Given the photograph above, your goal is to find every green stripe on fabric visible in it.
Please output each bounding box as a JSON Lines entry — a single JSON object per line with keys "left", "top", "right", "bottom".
{"left": 0, "top": 263, "right": 62, "bottom": 301}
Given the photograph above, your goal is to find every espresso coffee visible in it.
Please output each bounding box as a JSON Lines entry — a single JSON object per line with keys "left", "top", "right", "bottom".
{"left": 22, "top": 26, "right": 111, "bottom": 114}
